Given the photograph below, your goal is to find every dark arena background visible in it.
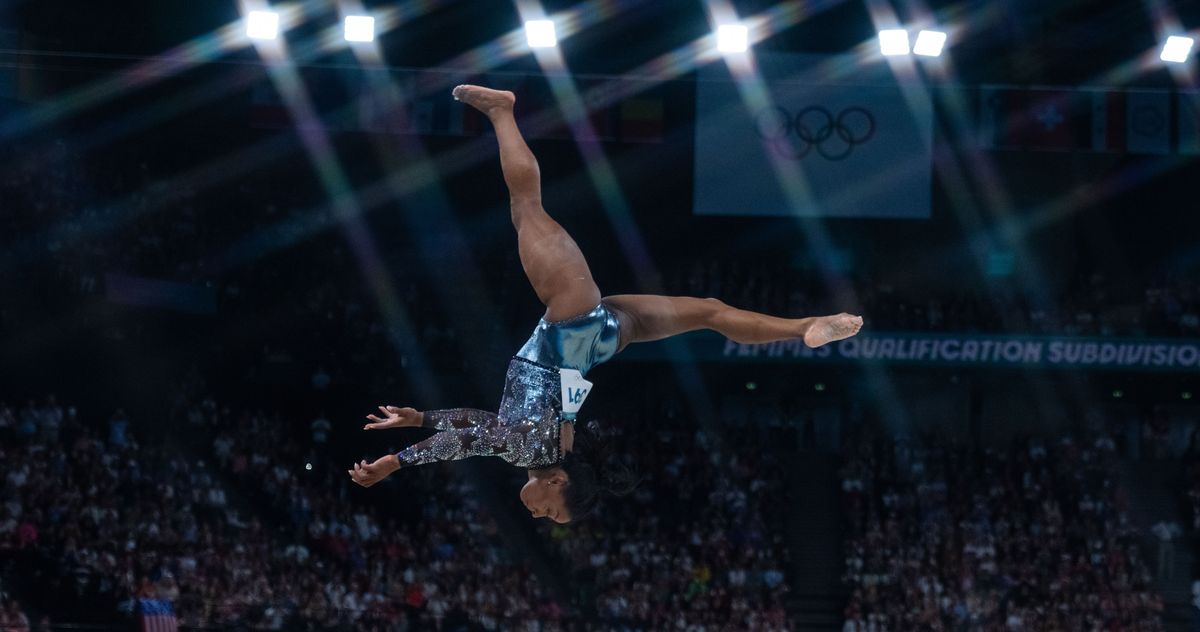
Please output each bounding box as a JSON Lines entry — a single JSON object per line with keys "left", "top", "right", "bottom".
{"left": 3, "top": 0, "right": 1200, "bottom": 630}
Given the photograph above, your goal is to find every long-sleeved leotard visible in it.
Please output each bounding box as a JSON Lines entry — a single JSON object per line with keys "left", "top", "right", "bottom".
{"left": 422, "top": 408, "right": 498, "bottom": 430}
{"left": 393, "top": 303, "right": 619, "bottom": 471}
{"left": 394, "top": 357, "right": 566, "bottom": 469}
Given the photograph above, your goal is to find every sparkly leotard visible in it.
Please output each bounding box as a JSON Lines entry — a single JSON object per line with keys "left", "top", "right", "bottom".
{"left": 395, "top": 303, "right": 621, "bottom": 469}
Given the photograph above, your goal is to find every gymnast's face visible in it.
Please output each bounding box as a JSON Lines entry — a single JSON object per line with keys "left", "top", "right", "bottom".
{"left": 521, "top": 468, "right": 571, "bottom": 523}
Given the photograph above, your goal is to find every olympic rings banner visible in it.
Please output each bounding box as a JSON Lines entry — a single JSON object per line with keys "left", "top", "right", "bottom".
{"left": 618, "top": 331, "right": 1200, "bottom": 372}
{"left": 693, "top": 53, "right": 933, "bottom": 218}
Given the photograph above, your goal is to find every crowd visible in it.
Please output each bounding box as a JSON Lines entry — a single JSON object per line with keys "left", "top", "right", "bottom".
{"left": 192, "top": 386, "right": 796, "bottom": 630}
{"left": 0, "top": 387, "right": 797, "bottom": 630}
{"left": 541, "top": 398, "right": 793, "bottom": 630}
{"left": 4, "top": 99, "right": 1194, "bottom": 632}
{"left": 190, "top": 394, "right": 561, "bottom": 630}
{"left": 0, "top": 580, "right": 30, "bottom": 632}
{"left": 1179, "top": 430, "right": 1200, "bottom": 582}
{"left": 840, "top": 433, "right": 1164, "bottom": 631}
{"left": 0, "top": 393, "right": 562, "bottom": 629}
{"left": 1, "top": 137, "right": 802, "bottom": 628}
{"left": 0, "top": 396, "right": 290, "bottom": 627}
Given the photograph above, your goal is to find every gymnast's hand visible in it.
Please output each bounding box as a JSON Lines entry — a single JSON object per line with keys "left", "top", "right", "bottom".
{"left": 348, "top": 455, "right": 400, "bottom": 487}
{"left": 363, "top": 405, "right": 423, "bottom": 430}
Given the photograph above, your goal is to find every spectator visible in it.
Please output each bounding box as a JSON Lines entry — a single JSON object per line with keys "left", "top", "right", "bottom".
{"left": 841, "top": 435, "right": 1163, "bottom": 631}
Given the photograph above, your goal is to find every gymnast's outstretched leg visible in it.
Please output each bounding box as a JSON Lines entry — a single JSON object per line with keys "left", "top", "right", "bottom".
{"left": 452, "top": 84, "right": 863, "bottom": 351}
{"left": 601, "top": 295, "right": 863, "bottom": 350}
{"left": 454, "top": 84, "right": 601, "bottom": 322}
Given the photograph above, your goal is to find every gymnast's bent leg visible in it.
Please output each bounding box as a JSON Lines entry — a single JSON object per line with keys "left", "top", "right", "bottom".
{"left": 453, "top": 84, "right": 601, "bottom": 322}
{"left": 601, "top": 294, "right": 863, "bottom": 349}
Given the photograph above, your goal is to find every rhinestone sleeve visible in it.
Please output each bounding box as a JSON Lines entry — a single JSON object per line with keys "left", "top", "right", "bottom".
{"left": 394, "top": 426, "right": 505, "bottom": 468}
{"left": 422, "top": 408, "right": 499, "bottom": 430}
{"left": 390, "top": 358, "right": 567, "bottom": 470}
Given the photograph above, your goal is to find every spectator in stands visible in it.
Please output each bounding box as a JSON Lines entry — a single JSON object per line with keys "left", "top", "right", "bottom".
{"left": 841, "top": 435, "right": 1163, "bottom": 630}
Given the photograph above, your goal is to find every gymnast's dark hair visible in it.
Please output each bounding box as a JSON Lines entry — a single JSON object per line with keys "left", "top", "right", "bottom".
{"left": 559, "top": 421, "right": 640, "bottom": 521}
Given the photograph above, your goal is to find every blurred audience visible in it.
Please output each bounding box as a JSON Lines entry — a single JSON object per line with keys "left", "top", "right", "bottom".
{"left": 1, "top": 393, "right": 797, "bottom": 630}
{"left": 840, "top": 434, "right": 1164, "bottom": 630}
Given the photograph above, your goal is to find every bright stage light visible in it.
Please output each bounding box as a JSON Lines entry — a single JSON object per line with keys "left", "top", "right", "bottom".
{"left": 913, "top": 30, "right": 947, "bottom": 57}
{"left": 1161, "top": 35, "right": 1194, "bottom": 63}
{"left": 716, "top": 24, "right": 749, "bottom": 53}
{"left": 524, "top": 20, "right": 557, "bottom": 48}
{"left": 246, "top": 11, "right": 280, "bottom": 41}
{"left": 877, "top": 29, "right": 910, "bottom": 56}
{"left": 344, "top": 15, "right": 375, "bottom": 42}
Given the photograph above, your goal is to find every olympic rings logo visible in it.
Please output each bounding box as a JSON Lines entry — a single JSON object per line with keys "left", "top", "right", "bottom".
{"left": 753, "top": 106, "right": 877, "bottom": 161}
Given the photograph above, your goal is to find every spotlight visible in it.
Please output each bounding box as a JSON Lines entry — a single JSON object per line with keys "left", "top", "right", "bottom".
{"left": 913, "top": 30, "right": 947, "bottom": 57}
{"left": 717, "top": 24, "right": 749, "bottom": 53}
{"left": 1184, "top": 391, "right": 1194, "bottom": 401}
{"left": 524, "top": 19, "right": 557, "bottom": 48}
{"left": 878, "top": 29, "right": 910, "bottom": 56}
{"left": 246, "top": 10, "right": 280, "bottom": 41}
{"left": 1161, "top": 35, "right": 1194, "bottom": 63}
{"left": 1112, "top": 389, "right": 1123, "bottom": 399}
{"left": 344, "top": 15, "right": 375, "bottom": 43}
{"left": 745, "top": 381, "right": 757, "bottom": 391}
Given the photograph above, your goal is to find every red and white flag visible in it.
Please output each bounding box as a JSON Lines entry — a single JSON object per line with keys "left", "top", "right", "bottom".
{"left": 979, "top": 86, "right": 1081, "bottom": 151}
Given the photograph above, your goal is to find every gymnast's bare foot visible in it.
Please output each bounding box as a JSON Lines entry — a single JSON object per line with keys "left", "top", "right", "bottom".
{"left": 452, "top": 85, "right": 516, "bottom": 118}
{"left": 804, "top": 313, "right": 864, "bottom": 348}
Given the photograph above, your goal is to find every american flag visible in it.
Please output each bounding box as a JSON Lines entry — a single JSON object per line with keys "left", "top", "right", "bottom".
{"left": 138, "top": 599, "right": 178, "bottom": 632}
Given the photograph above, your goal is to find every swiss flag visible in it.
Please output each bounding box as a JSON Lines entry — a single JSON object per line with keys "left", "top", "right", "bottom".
{"left": 1019, "top": 89, "right": 1078, "bottom": 150}
{"left": 979, "top": 87, "right": 1081, "bottom": 150}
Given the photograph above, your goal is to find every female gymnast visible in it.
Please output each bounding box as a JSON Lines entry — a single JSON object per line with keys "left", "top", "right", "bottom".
{"left": 348, "top": 85, "right": 863, "bottom": 522}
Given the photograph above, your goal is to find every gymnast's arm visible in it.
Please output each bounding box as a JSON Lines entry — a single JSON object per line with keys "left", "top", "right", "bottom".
{"left": 421, "top": 408, "right": 499, "bottom": 430}
{"left": 348, "top": 425, "right": 506, "bottom": 487}
{"left": 363, "top": 405, "right": 497, "bottom": 430}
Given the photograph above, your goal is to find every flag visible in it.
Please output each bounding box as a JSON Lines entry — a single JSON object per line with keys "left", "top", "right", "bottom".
{"left": 1125, "top": 90, "right": 1170, "bottom": 154}
{"left": 1178, "top": 91, "right": 1200, "bottom": 155}
{"left": 139, "top": 599, "right": 178, "bottom": 632}
{"left": 1089, "top": 89, "right": 1125, "bottom": 152}
{"left": 1020, "top": 89, "right": 1079, "bottom": 150}
{"left": 980, "top": 87, "right": 1082, "bottom": 151}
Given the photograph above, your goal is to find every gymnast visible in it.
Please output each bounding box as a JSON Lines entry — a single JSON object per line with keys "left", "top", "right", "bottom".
{"left": 348, "top": 85, "right": 863, "bottom": 522}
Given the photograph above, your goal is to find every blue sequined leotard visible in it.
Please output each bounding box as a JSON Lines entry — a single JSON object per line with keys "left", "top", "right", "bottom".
{"left": 395, "top": 303, "right": 621, "bottom": 469}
